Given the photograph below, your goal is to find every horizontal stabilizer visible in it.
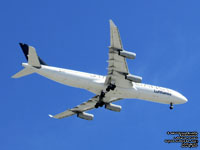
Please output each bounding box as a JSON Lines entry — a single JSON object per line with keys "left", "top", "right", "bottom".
{"left": 12, "top": 68, "right": 34, "bottom": 78}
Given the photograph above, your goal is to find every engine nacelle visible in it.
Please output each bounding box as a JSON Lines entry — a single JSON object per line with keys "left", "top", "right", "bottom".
{"left": 126, "top": 74, "right": 142, "bottom": 83}
{"left": 105, "top": 103, "right": 122, "bottom": 112}
{"left": 119, "top": 50, "right": 136, "bottom": 59}
{"left": 77, "top": 112, "right": 94, "bottom": 120}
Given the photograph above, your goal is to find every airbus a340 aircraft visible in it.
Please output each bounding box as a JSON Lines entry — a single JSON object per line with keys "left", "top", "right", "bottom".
{"left": 12, "top": 20, "right": 187, "bottom": 120}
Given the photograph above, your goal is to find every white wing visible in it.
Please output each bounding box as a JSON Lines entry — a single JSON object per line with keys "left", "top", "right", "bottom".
{"left": 49, "top": 95, "right": 120, "bottom": 119}
{"left": 50, "top": 20, "right": 133, "bottom": 120}
{"left": 105, "top": 20, "right": 132, "bottom": 88}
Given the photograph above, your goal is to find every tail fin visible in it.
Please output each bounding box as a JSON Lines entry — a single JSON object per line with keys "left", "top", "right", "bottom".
{"left": 19, "top": 43, "right": 47, "bottom": 66}
{"left": 12, "top": 43, "right": 47, "bottom": 78}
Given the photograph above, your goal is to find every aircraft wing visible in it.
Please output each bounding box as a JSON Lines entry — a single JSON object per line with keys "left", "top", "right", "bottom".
{"left": 105, "top": 20, "right": 132, "bottom": 88}
{"left": 49, "top": 95, "right": 120, "bottom": 119}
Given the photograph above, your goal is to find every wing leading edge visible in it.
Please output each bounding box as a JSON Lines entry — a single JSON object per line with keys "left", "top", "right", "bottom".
{"left": 49, "top": 96, "right": 120, "bottom": 120}
{"left": 105, "top": 20, "right": 133, "bottom": 88}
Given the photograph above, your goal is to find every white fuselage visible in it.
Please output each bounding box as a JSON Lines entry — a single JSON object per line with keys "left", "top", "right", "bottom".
{"left": 23, "top": 63, "right": 187, "bottom": 105}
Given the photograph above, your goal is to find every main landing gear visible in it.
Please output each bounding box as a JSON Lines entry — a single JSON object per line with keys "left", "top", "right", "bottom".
{"left": 95, "top": 91, "right": 105, "bottom": 108}
{"left": 170, "top": 102, "right": 173, "bottom": 110}
{"left": 95, "top": 84, "right": 116, "bottom": 108}
{"left": 106, "top": 84, "right": 116, "bottom": 92}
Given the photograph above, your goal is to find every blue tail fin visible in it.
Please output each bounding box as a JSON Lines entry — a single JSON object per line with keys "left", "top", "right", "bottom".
{"left": 19, "top": 43, "right": 47, "bottom": 65}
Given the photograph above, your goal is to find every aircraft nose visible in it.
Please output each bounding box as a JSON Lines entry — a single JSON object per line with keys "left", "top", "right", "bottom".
{"left": 174, "top": 91, "right": 188, "bottom": 104}
{"left": 179, "top": 94, "right": 188, "bottom": 103}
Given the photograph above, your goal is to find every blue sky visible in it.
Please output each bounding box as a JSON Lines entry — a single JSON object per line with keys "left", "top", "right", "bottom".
{"left": 1, "top": 0, "right": 200, "bottom": 150}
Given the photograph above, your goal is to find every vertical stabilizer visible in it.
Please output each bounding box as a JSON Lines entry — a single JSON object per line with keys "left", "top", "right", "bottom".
{"left": 12, "top": 43, "right": 47, "bottom": 78}
{"left": 27, "top": 46, "right": 41, "bottom": 68}
{"left": 19, "top": 43, "right": 47, "bottom": 66}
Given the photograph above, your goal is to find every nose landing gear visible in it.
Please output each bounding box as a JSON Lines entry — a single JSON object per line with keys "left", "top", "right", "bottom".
{"left": 170, "top": 102, "right": 173, "bottom": 110}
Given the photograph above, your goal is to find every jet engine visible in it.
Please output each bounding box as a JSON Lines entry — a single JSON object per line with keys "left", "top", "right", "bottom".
{"left": 77, "top": 112, "right": 94, "bottom": 120}
{"left": 119, "top": 50, "right": 136, "bottom": 59}
{"left": 105, "top": 103, "right": 122, "bottom": 112}
{"left": 125, "top": 74, "right": 142, "bottom": 83}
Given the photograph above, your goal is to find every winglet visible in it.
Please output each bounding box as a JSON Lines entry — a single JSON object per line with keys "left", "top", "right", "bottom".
{"left": 109, "top": 19, "right": 116, "bottom": 27}
{"left": 48, "top": 114, "right": 54, "bottom": 118}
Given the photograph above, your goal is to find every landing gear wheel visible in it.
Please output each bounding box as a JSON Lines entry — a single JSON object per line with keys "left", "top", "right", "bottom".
{"left": 106, "top": 87, "right": 110, "bottom": 92}
{"left": 170, "top": 102, "right": 173, "bottom": 110}
{"left": 106, "top": 84, "right": 116, "bottom": 92}
{"left": 95, "top": 104, "right": 98, "bottom": 108}
{"left": 95, "top": 101, "right": 105, "bottom": 108}
{"left": 95, "top": 91, "right": 106, "bottom": 108}
{"left": 100, "top": 91, "right": 105, "bottom": 98}
{"left": 110, "top": 84, "right": 116, "bottom": 90}
{"left": 99, "top": 102, "right": 104, "bottom": 107}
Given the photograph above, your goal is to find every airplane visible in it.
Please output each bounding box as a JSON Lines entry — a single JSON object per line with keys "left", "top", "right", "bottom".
{"left": 12, "top": 20, "right": 188, "bottom": 120}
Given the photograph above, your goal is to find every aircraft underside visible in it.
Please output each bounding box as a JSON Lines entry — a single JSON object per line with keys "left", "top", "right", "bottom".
{"left": 12, "top": 20, "right": 187, "bottom": 120}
